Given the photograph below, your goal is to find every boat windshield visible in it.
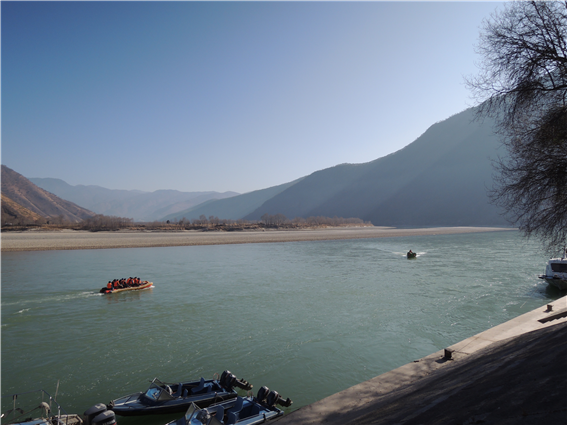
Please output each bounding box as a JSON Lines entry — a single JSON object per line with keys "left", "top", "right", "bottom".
{"left": 550, "top": 263, "right": 567, "bottom": 273}
{"left": 144, "top": 379, "right": 174, "bottom": 401}
{"left": 208, "top": 416, "right": 223, "bottom": 425}
{"left": 184, "top": 403, "right": 199, "bottom": 421}
{"left": 182, "top": 404, "right": 223, "bottom": 425}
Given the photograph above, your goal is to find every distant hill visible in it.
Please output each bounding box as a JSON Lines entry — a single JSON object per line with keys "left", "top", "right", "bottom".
{"left": 1, "top": 165, "right": 96, "bottom": 223}
{"left": 28, "top": 177, "right": 239, "bottom": 221}
{"left": 161, "top": 178, "right": 303, "bottom": 222}
{"left": 244, "top": 108, "right": 509, "bottom": 226}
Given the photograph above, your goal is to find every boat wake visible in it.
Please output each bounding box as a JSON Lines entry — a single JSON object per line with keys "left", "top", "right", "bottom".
{"left": 2, "top": 291, "right": 101, "bottom": 309}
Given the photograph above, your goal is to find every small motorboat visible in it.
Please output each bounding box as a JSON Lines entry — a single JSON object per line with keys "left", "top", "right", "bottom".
{"left": 166, "top": 386, "right": 292, "bottom": 425}
{"left": 99, "top": 281, "right": 153, "bottom": 294}
{"left": 1, "top": 389, "right": 113, "bottom": 425}
{"left": 538, "top": 249, "right": 567, "bottom": 290}
{"left": 109, "top": 371, "right": 252, "bottom": 417}
{"left": 407, "top": 251, "right": 417, "bottom": 259}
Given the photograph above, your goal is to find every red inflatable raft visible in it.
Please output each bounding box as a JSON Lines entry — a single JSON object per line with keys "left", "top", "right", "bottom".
{"left": 100, "top": 281, "right": 153, "bottom": 294}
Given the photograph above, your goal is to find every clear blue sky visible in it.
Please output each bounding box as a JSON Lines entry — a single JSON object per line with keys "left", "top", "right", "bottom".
{"left": 2, "top": 1, "right": 502, "bottom": 194}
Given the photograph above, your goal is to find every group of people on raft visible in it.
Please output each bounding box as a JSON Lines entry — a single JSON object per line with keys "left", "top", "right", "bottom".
{"left": 106, "top": 277, "right": 144, "bottom": 290}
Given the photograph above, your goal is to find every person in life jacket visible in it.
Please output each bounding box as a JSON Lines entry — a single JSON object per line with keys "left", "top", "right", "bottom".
{"left": 107, "top": 281, "right": 112, "bottom": 290}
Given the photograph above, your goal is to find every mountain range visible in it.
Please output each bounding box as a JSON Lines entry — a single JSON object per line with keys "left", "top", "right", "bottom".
{"left": 4, "top": 106, "right": 510, "bottom": 227}
{"left": 165, "top": 107, "right": 508, "bottom": 226}
{"left": 160, "top": 178, "right": 303, "bottom": 222}
{"left": 27, "top": 178, "right": 239, "bottom": 222}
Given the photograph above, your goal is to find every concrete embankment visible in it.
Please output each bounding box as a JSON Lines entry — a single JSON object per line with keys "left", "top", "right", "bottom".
{"left": 275, "top": 295, "right": 567, "bottom": 425}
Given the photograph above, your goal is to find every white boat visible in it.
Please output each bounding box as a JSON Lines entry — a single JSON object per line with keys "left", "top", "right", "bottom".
{"left": 539, "top": 249, "right": 567, "bottom": 290}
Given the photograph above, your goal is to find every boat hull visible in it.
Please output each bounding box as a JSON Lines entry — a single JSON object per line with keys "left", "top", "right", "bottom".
{"left": 110, "top": 392, "right": 236, "bottom": 416}
{"left": 169, "top": 393, "right": 287, "bottom": 425}
{"left": 109, "top": 371, "right": 251, "bottom": 417}
{"left": 539, "top": 256, "right": 567, "bottom": 290}
{"left": 539, "top": 276, "right": 567, "bottom": 290}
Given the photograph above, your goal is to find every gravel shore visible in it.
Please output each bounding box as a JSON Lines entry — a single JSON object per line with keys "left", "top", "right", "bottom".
{"left": 1, "top": 226, "right": 514, "bottom": 252}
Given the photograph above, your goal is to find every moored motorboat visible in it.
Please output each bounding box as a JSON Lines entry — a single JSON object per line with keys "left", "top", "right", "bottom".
{"left": 108, "top": 371, "right": 252, "bottom": 416}
{"left": 167, "top": 386, "right": 292, "bottom": 425}
{"left": 1, "top": 389, "right": 113, "bottom": 425}
{"left": 538, "top": 249, "right": 567, "bottom": 290}
{"left": 99, "top": 281, "right": 153, "bottom": 294}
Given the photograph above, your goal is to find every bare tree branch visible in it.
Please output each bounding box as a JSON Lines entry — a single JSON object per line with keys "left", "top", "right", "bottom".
{"left": 466, "top": 1, "right": 567, "bottom": 252}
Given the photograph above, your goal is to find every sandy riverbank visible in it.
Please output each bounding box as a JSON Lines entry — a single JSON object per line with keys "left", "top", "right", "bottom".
{"left": 1, "top": 226, "right": 515, "bottom": 252}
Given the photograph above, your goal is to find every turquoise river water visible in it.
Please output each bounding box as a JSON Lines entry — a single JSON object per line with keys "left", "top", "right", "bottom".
{"left": 1, "top": 230, "right": 563, "bottom": 424}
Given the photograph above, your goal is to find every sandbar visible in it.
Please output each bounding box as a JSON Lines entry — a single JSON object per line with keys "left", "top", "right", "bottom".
{"left": 1, "top": 226, "right": 515, "bottom": 252}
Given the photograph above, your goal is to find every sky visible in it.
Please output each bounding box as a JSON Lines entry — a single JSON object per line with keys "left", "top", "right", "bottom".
{"left": 2, "top": 1, "right": 504, "bottom": 194}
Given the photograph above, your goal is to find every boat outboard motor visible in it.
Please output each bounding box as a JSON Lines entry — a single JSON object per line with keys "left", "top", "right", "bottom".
{"left": 91, "top": 410, "right": 116, "bottom": 425}
{"left": 84, "top": 404, "right": 116, "bottom": 425}
{"left": 84, "top": 404, "right": 107, "bottom": 425}
{"left": 221, "top": 371, "right": 237, "bottom": 390}
{"left": 265, "top": 390, "right": 292, "bottom": 408}
{"left": 266, "top": 391, "right": 280, "bottom": 407}
{"left": 256, "top": 386, "right": 270, "bottom": 404}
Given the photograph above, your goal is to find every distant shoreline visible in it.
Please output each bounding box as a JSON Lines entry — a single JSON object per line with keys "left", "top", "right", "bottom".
{"left": 1, "top": 226, "right": 516, "bottom": 252}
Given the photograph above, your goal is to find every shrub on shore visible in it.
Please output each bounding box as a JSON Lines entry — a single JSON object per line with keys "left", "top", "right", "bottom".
{"left": 2, "top": 213, "right": 372, "bottom": 232}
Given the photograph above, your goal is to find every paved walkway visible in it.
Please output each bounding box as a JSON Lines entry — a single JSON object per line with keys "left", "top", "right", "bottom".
{"left": 275, "top": 295, "right": 567, "bottom": 424}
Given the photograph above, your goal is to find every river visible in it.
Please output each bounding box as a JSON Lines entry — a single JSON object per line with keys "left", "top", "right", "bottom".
{"left": 1, "top": 230, "right": 562, "bottom": 424}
